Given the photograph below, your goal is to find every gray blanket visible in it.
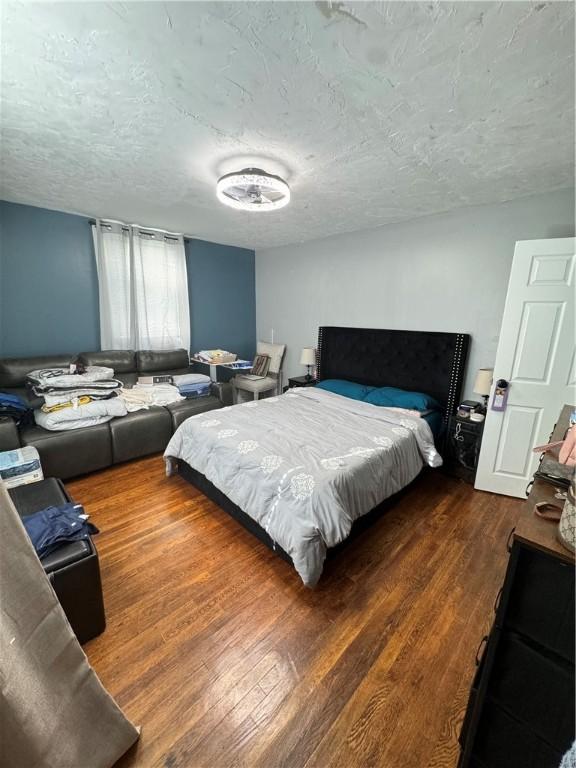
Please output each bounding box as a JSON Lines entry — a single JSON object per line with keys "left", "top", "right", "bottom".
{"left": 164, "top": 387, "right": 442, "bottom": 587}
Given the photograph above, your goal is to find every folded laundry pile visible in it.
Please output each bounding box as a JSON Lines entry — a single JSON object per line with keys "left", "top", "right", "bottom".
{"left": 28, "top": 365, "right": 126, "bottom": 431}
{"left": 35, "top": 398, "right": 128, "bottom": 431}
{"left": 22, "top": 502, "right": 99, "bottom": 559}
{"left": 119, "top": 382, "right": 185, "bottom": 412}
{"left": 28, "top": 365, "right": 122, "bottom": 399}
{"left": 172, "top": 373, "right": 212, "bottom": 399}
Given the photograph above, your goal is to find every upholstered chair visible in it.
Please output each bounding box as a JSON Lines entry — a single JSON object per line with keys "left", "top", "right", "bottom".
{"left": 231, "top": 342, "right": 286, "bottom": 403}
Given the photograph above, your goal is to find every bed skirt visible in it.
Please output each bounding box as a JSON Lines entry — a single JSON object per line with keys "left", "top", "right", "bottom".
{"left": 177, "top": 460, "right": 417, "bottom": 566}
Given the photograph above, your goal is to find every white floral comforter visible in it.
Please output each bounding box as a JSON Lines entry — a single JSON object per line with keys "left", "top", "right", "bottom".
{"left": 164, "top": 387, "right": 442, "bottom": 587}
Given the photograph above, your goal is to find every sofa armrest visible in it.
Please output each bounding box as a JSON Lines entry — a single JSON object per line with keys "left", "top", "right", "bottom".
{"left": 0, "top": 416, "right": 21, "bottom": 452}
{"left": 210, "top": 382, "right": 233, "bottom": 406}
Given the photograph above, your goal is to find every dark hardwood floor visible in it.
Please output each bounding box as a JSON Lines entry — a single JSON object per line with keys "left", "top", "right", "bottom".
{"left": 68, "top": 456, "right": 522, "bottom": 768}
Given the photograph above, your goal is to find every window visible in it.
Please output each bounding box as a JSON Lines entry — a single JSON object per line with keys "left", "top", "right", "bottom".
{"left": 92, "top": 220, "right": 190, "bottom": 351}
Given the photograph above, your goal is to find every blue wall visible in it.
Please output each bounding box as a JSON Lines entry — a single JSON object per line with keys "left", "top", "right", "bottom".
{"left": 186, "top": 239, "right": 256, "bottom": 361}
{"left": 0, "top": 201, "right": 256, "bottom": 360}
{"left": 0, "top": 201, "right": 100, "bottom": 356}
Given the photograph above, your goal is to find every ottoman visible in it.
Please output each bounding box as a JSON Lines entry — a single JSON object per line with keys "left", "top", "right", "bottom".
{"left": 8, "top": 478, "right": 106, "bottom": 644}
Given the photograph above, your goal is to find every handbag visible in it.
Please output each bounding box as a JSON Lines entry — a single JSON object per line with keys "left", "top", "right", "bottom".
{"left": 532, "top": 421, "right": 576, "bottom": 551}
{"left": 534, "top": 484, "right": 575, "bottom": 553}
{"left": 559, "top": 484, "right": 576, "bottom": 552}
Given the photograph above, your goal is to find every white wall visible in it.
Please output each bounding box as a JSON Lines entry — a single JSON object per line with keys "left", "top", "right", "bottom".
{"left": 256, "top": 189, "right": 575, "bottom": 399}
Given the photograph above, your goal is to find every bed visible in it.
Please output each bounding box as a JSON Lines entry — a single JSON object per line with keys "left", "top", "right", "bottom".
{"left": 165, "top": 327, "right": 470, "bottom": 586}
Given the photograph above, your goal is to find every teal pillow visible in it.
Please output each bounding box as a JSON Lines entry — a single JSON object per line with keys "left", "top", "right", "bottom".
{"left": 315, "top": 379, "right": 375, "bottom": 401}
{"left": 364, "top": 386, "right": 440, "bottom": 412}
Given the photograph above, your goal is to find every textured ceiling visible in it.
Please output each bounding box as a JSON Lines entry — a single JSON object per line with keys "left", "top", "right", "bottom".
{"left": 1, "top": 1, "right": 574, "bottom": 249}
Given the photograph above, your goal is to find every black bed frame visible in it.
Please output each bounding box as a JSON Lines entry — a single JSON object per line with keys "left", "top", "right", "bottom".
{"left": 316, "top": 326, "right": 469, "bottom": 430}
{"left": 179, "top": 326, "right": 470, "bottom": 566}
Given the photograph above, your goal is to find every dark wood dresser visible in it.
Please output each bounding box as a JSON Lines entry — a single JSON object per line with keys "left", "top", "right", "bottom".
{"left": 458, "top": 405, "right": 575, "bottom": 768}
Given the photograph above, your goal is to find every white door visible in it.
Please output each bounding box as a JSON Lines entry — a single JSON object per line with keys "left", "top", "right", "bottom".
{"left": 475, "top": 238, "right": 575, "bottom": 498}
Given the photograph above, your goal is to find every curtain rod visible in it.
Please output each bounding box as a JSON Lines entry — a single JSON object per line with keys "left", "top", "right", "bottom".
{"left": 88, "top": 219, "right": 192, "bottom": 242}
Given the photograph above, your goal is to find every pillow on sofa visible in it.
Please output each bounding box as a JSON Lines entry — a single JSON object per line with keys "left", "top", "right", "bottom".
{"left": 364, "top": 386, "right": 440, "bottom": 412}
{"left": 314, "top": 379, "right": 374, "bottom": 401}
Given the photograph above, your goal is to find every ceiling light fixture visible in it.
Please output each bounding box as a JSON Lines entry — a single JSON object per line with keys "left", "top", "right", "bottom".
{"left": 216, "top": 168, "right": 290, "bottom": 212}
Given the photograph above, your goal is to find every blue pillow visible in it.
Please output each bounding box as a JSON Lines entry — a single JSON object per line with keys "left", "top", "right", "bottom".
{"left": 364, "top": 386, "right": 440, "bottom": 412}
{"left": 315, "top": 379, "right": 375, "bottom": 401}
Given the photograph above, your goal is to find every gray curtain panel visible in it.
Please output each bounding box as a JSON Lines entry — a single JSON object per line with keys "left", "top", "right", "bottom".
{"left": 0, "top": 482, "right": 139, "bottom": 768}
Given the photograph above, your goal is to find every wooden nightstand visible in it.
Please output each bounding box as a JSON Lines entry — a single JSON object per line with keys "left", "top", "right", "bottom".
{"left": 287, "top": 376, "right": 317, "bottom": 389}
{"left": 444, "top": 413, "right": 485, "bottom": 483}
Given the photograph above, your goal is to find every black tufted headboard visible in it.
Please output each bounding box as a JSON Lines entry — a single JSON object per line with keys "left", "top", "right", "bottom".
{"left": 316, "top": 326, "right": 470, "bottom": 427}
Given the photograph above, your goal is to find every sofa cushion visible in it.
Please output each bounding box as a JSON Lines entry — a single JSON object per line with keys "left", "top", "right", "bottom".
{"left": 109, "top": 407, "right": 172, "bottom": 463}
{"left": 136, "top": 349, "right": 189, "bottom": 373}
{"left": 0, "top": 355, "right": 73, "bottom": 388}
{"left": 165, "top": 396, "right": 222, "bottom": 431}
{"left": 77, "top": 350, "right": 136, "bottom": 373}
{"left": 20, "top": 422, "right": 112, "bottom": 480}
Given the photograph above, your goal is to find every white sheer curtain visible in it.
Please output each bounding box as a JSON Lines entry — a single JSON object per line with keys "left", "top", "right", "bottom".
{"left": 92, "top": 220, "right": 190, "bottom": 351}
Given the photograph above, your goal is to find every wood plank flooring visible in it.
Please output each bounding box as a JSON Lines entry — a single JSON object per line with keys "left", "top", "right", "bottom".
{"left": 68, "top": 456, "right": 522, "bottom": 768}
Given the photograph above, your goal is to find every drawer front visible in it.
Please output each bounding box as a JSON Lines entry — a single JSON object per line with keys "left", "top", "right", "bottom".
{"left": 501, "top": 544, "right": 574, "bottom": 662}
{"left": 474, "top": 703, "right": 563, "bottom": 768}
{"left": 488, "top": 631, "right": 575, "bottom": 751}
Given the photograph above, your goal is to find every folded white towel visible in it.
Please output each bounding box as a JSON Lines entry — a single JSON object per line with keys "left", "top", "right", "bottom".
{"left": 119, "top": 383, "right": 184, "bottom": 412}
{"left": 172, "top": 373, "right": 211, "bottom": 386}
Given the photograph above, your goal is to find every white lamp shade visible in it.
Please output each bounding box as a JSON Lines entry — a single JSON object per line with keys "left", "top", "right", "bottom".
{"left": 300, "top": 348, "right": 316, "bottom": 366}
{"left": 473, "top": 368, "right": 493, "bottom": 396}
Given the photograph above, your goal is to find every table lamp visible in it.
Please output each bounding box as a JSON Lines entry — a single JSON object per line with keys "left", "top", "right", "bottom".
{"left": 300, "top": 348, "right": 316, "bottom": 381}
{"left": 473, "top": 368, "right": 493, "bottom": 411}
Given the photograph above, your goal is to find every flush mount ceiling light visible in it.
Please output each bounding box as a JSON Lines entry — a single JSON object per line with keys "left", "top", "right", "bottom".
{"left": 216, "top": 168, "right": 290, "bottom": 212}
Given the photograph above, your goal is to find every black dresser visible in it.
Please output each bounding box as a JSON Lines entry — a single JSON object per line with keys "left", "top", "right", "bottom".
{"left": 458, "top": 406, "right": 575, "bottom": 767}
